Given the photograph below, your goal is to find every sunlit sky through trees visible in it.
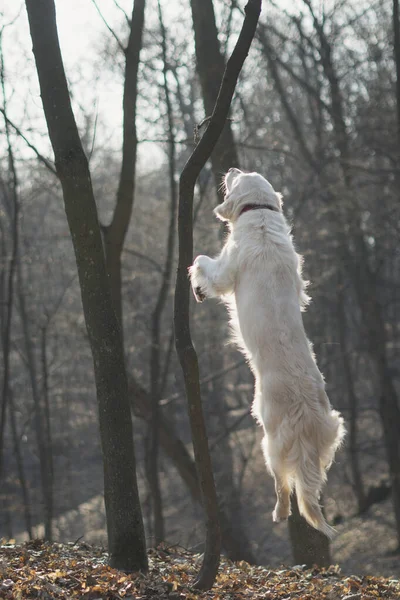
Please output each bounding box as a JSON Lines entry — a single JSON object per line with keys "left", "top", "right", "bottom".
{"left": 2, "top": 0, "right": 363, "bottom": 174}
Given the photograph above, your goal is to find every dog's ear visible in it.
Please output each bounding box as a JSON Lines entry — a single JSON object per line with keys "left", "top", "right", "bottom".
{"left": 275, "top": 192, "right": 283, "bottom": 211}
{"left": 224, "top": 168, "right": 241, "bottom": 193}
{"left": 214, "top": 198, "right": 234, "bottom": 222}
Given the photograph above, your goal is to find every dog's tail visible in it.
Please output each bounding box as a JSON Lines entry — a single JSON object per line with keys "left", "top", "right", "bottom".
{"left": 288, "top": 401, "right": 345, "bottom": 539}
{"left": 296, "top": 482, "right": 336, "bottom": 539}
{"left": 292, "top": 439, "right": 336, "bottom": 539}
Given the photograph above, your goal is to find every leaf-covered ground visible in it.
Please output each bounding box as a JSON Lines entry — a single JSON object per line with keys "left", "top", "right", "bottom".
{"left": 0, "top": 540, "right": 399, "bottom": 599}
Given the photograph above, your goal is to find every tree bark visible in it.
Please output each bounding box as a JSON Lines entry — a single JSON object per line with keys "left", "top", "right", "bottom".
{"left": 174, "top": 0, "right": 261, "bottom": 589}
{"left": 25, "top": 0, "right": 147, "bottom": 572}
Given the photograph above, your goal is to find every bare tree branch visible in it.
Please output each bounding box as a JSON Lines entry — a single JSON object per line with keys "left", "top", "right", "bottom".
{"left": 0, "top": 108, "right": 57, "bottom": 175}
{"left": 113, "top": 0, "right": 131, "bottom": 27}
{"left": 91, "top": 0, "right": 125, "bottom": 54}
{"left": 25, "top": 0, "right": 147, "bottom": 571}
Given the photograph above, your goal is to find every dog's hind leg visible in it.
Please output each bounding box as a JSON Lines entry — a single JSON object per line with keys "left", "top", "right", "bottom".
{"left": 261, "top": 436, "right": 291, "bottom": 522}
{"left": 272, "top": 471, "right": 291, "bottom": 522}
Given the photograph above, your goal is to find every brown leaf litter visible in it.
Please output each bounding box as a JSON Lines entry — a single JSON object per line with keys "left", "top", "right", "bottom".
{"left": 0, "top": 539, "right": 399, "bottom": 599}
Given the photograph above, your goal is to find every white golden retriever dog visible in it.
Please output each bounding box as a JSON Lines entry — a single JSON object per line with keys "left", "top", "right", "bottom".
{"left": 189, "top": 168, "right": 345, "bottom": 538}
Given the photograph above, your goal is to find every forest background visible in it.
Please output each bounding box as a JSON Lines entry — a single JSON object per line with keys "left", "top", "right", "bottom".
{"left": 1, "top": 0, "right": 400, "bottom": 578}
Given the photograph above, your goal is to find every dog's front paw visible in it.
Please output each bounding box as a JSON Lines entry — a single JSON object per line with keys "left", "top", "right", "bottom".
{"left": 189, "top": 257, "right": 210, "bottom": 303}
{"left": 194, "top": 286, "right": 206, "bottom": 303}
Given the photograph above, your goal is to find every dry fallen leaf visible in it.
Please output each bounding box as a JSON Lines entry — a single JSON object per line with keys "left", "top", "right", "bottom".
{"left": 0, "top": 540, "right": 399, "bottom": 600}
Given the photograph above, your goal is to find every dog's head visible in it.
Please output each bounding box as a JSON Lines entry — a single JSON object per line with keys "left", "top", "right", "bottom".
{"left": 214, "top": 168, "right": 283, "bottom": 222}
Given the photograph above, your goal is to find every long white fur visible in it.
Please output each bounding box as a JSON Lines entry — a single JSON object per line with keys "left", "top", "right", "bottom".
{"left": 189, "top": 169, "right": 345, "bottom": 538}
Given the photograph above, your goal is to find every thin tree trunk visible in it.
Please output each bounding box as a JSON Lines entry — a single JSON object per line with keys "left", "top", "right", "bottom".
{"left": 393, "top": 0, "right": 400, "bottom": 151}
{"left": 9, "top": 391, "right": 33, "bottom": 540}
{"left": 40, "top": 324, "right": 54, "bottom": 537}
{"left": 145, "top": 0, "right": 179, "bottom": 545}
{"left": 174, "top": 1, "right": 261, "bottom": 589}
{"left": 103, "top": 0, "right": 146, "bottom": 328}
{"left": 0, "top": 37, "right": 19, "bottom": 483}
{"left": 337, "top": 287, "right": 367, "bottom": 514}
{"left": 25, "top": 0, "right": 147, "bottom": 571}
{"left": 17, "top": 266, "right": 53, "bottom": 540}
{"left": 189, "top": 0, "right": 255, "bottom": 562}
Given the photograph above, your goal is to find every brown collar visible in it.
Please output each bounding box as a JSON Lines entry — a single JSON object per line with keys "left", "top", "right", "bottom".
{"left": 239, "top": 203, "right": 279, "bottom": 217}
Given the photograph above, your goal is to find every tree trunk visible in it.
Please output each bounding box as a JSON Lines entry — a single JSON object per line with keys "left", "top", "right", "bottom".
{"left": 288, "top": 493, "right": 331, "bottom": 567}
{"left": 189, "top": 0, "right": 255, "bottom": 562}
{"left": 190, "top": 0, "right": 239, "bottom": 198}
{"left": 25, "top": 0, "right": 147, "bottom": 572}
{"left": 337, "top": 287, "right": 367, "bottom": 514}
{"left": 40, "top": 325, "right": 54, "bottom": 538}
{"left": 174, "top": 1, "right": 261, "bottom": 588}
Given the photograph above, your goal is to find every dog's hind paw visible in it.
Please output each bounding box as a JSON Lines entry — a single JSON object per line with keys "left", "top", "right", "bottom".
{"left": 273, "top": 504, "right": 291, "bottom": 523}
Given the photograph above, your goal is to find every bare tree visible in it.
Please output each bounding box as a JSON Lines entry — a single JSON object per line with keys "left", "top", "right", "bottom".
{"left": 25, "top": 0, "right": 147, "bottom": 572}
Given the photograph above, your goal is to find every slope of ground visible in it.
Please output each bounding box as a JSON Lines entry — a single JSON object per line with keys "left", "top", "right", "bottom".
{"left": 1, "top": 540, "right": 399, "bottom": 600}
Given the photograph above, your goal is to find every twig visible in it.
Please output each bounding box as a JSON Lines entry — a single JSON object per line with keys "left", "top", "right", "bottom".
{"left": 91, "top": 0, "right": 126, "bottom": 53}
{"left": 113, "top": 0, "right": 131, "bottom": 26}
{"left": 0, "top": 108, "right": 57, "bottom": 175}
